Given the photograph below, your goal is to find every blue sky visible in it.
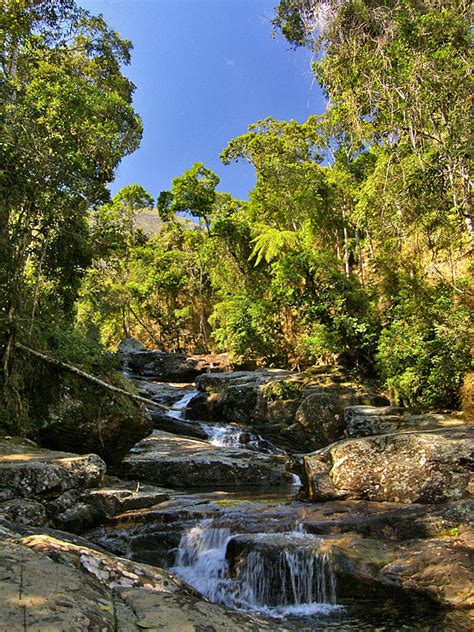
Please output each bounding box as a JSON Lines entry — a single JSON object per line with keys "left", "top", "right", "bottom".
{"left": 79, "top": 0, "right": 326, "bottom": 201}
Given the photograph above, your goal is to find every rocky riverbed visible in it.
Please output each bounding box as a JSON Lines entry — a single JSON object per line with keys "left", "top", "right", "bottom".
{"left": 0, "top": 345, "right": 473, "bottom": 630}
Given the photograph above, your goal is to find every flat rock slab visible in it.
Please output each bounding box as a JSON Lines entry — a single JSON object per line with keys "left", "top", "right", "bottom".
{"left": 0, "top": 526, "right": 271, "bottom": 631}
{"left": 0, "top": 439, "right": 106, "bottom": 501}
{"left": 344, "top": 406, "right": 467, "bottom": 438}
{"left": 119, "top": 430, "right": 293, "bottom": 488}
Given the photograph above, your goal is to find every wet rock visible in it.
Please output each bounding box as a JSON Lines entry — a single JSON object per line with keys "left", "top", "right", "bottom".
{"left": 226, "top": 529, "right": 474, "bottom": 609}
{"left": 193, "top": 368, "right": 390, "bottom": 452}
{"left": 118, "top": 430, "right": 293, "bottom": 489}
{"left": 299, "top": 426, "right": 474, "bottom": 503}
{"left": 150, "top": 409, "right": 209, "bottom": 440}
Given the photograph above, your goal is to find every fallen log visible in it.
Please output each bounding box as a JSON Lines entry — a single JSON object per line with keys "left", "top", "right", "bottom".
{"left": 15, "top": 342, "right": 176, "bottom": 412}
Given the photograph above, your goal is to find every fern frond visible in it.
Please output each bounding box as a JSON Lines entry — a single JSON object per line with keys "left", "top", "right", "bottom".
{"left": 249, "top": 226, "right": 298, "bottom": 265}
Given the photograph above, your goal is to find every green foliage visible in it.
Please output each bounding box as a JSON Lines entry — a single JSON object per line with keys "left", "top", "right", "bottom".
{"left": 2, "top": 0, "right": 471, "bottom": 434}
{"left": 377, "top": 284, "right": 472, "bottom": 409}
{"left": 157, "top": 163, "right": 219, "bottom": 228}
{"left": 261, "top": 379, "right": 304, "bottom": 402}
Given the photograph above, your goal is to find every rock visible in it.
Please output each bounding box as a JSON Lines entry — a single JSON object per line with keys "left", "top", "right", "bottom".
{"left": 39, "top": 371, "right": 153, "bottom": 465}
{"left": 0, "top": 437, "right": 174, "bottom": 533}
{"left": 123, "top": 351, "right": 231, "bottom": 382}
{"left": 0, "top": 438, "right": 108, "bottom": 530}
{"left": 299, "top": 426, "right": 474, "bottom": 503}
{"left": 0, "top": 499, "right": 47, "bottom": 527}
{"left": 379, "top": 531, "right": 474, "bottom": 608}
{"left": 0, "top": 528, "right": 270, "bottom": 631}
{"left": 150, "top": 409, "right": 209, "bottom": 440}
{"left": 133, "top": 381, "right": 194, "bottom": 405}
{"left": 294, "top": 390, "right": 359, "bottom": 445}
{"left": 344, "top": 406, "right": 466, "bottom": 438}
{"left": 118, "top": 430, "right": 294, "bottom": 489}
{"left": 226, "top": 528, "right": 474, "bottom": 609}
{"left": 0, "top": 441, "right": 106, "bottom": 500}
{"left": 84, "top": 480, "right": 171, "bottom": 517}
{"left": 192, "top": 368, "right": 390, "bottom": 452}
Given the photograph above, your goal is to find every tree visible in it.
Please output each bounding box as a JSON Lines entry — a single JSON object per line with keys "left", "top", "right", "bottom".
{"left": 0, "top": 0, "right": 142, "bottom": 421}
{"left": 157, "top": 163, "right": 219, "bottom": 229}
{"left": 273, "top": 0, "right": 473, "bottom": 238}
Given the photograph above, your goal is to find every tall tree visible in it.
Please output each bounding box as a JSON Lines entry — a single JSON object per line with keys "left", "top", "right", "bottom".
{"left": 0, "top": 0, "right": 142, "bottom": 416}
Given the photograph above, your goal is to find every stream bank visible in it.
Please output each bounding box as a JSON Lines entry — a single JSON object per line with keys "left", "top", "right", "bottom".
{"left": 0, "top": 346, "right": 472, "bottom": 630}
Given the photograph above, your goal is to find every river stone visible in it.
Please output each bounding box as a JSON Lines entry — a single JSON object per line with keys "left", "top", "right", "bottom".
{"left": 38, "top": 370, "right": 153, "bottom": 466}
{"left": 84, "top": 481, "right": 171, "bottom": 517}
{"left": 0, "top": 499, "right": 47, "bottom": 527}
{"left": 123, "top": 350, "right": 231, "bottom": 382}
{"left": 118, "top": 430, "right": 293, "bottom": 489}
{"left": 299, "top": 426, "right": 474, "bottom": 503}
{"left": 226, "top": 529, "right": 474, "bottom": 609}
{"left": 0, "top": 441, "right": 106, "bottom": 500}
{"left": 118, "top": 337, "right": 148, "bottom": 353}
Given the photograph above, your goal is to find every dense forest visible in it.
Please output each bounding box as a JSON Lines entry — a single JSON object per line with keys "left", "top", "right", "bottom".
{"left": 1, "top": 0, "right": 472, "bottom": 440}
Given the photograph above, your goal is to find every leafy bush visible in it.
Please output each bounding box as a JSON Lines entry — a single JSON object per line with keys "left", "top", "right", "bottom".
{"left": 377, "top": 285, "right": 472, "bottom": 409}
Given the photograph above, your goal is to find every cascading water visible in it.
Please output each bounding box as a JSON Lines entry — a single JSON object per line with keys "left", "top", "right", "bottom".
{"left": 171, "top": 520, "right": 339, "bottom": 618}
{"left": 235, "top": 548, "right": 337, "bottom": 616}
{"left": 201, "top": 423, "right": 246, "bottom": 448}
{"left": 171, "top": 521, "right": 233, "bottom": 603}
{"left": 167, "top": 390, "right": 200, "bottom": 419}
{"left": 201, "top": 423, "right": 284, "bottom": 454}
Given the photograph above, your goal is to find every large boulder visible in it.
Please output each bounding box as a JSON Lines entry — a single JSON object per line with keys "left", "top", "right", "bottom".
{"left": 298, "top": 426, "right": 474, "bottom": 503}
{"left": 0, "top": 438, "right": 171, "bottom": 532}
{"left": 39, "top": 371, "right": 152, "bottom": 465}
{"left": 118, "top": 430, "right": 294, "bottom": 489}
{"left": 226, "top": 529, "right": 474, "bottom": 609}
{"left": 0, "top": 438, "right": 106, "bottom": 529}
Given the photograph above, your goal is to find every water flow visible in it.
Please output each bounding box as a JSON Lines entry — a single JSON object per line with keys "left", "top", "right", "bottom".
{"left": 236, "top": 549, "right": 337, "bottom": 614}
{"left": 201, "top": 423, "right": 283, "bottom": 454}
{"left": 167, "top": 390, "right": 199, "bottom": 419}
{"left": 172, "top": 521, "right": 233, "bottom": 603}
{"left": 201, "top": 423, "right": 245, "bottom": 448}
{"left": 171, "top": 520, "right": 338, "bottom": 618}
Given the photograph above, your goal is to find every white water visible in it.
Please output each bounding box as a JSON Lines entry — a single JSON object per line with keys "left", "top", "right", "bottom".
{"left": 201, "top": 423, "right": 245, "bottom": 448}
{"left": 167, "top": 390, "right": 199, "bottom": 419}
{"left": 171, "top": 520, "right": 339, "bottom": 618}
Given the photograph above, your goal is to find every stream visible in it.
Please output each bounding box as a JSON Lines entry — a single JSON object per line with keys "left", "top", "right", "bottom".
{"left": 95, "top": 374, "right": 472, "bottom": 631}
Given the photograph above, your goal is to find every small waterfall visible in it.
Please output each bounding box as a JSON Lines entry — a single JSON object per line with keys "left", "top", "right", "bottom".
{"left": 122, "top": 358, "right": 134, "bottom": 378}
{"left": 235, "top": 549, "right": 337, "bottom": 615}
{"left": 201, "top": 423, "right": 283, "bottom": 454}
{"left": 167, "top": 390, "right": 199, "bottom": 419}
{"left": 171, "top": 521, "right": 339, "bottom": 618}
{"left": 171, "top": 521, "right": 233, "bottom": 603}
{"left": 201, "top": 423, "right": 245, "bottom": 448}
